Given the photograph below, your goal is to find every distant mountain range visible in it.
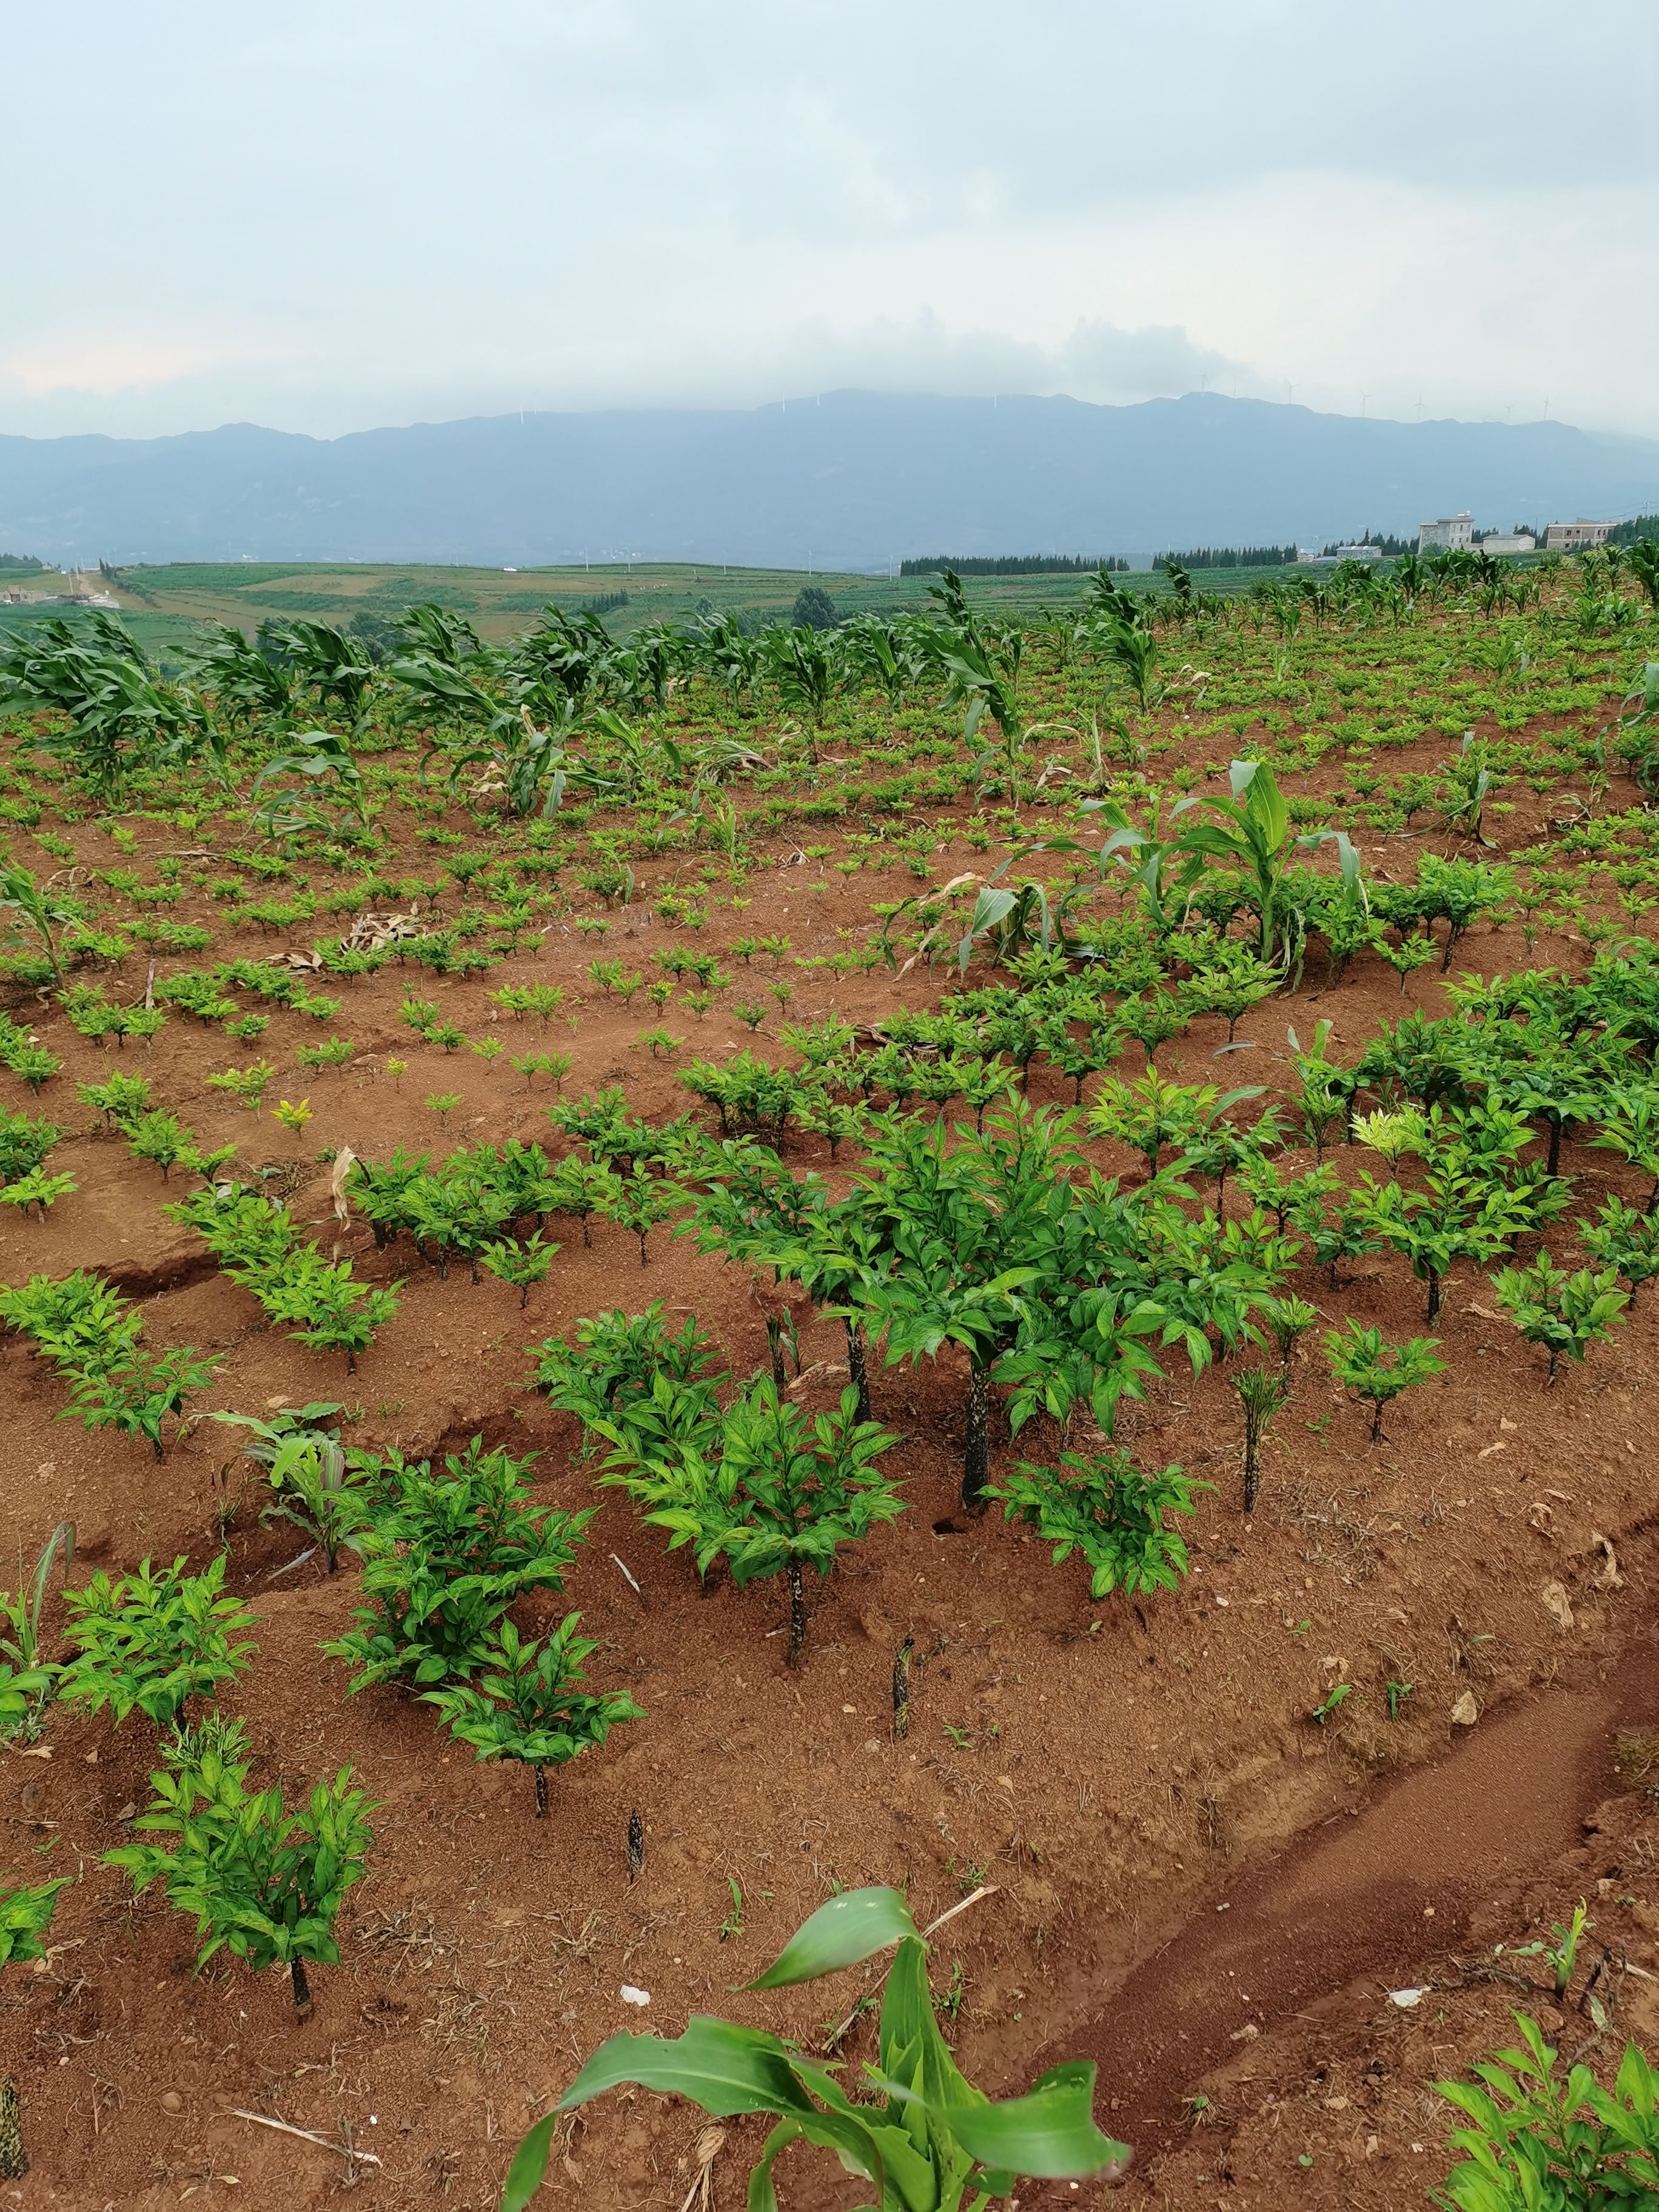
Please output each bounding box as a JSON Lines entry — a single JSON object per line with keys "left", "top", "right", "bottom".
{"left": 2, "top": 391, "right": 1657, "bottom": 572}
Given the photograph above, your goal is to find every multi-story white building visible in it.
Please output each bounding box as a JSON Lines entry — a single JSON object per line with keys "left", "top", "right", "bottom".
{"left": 1543, "top": 518, "right": 1612, "bottom": 551}
{"left": 1416, "top": 512, "right": 1475, "bottom": 552}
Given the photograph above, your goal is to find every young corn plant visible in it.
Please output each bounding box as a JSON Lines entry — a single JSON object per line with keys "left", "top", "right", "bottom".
{"left": 106, "top": 1729, "right": 372, "bottom": 2020}
{"left": 1178, "top": 760, "right": 1361, "bottom": 964}
{"left": 1491, "top": 1252, "right": 1629, "bottom": 1386}
{"left": 1509, "top": 1902, "right": 1592, "bottom": 2004}
{"left": 503, "top": 1886, "right": 1130, "bottom": 2212}
{"left": 212, "top": 1415, "right": 372, "bottom": 1572}
{"left": 0, "top": 1521, "right": 73, "bottom": 1743}
{"left": 0, "top": 860, "right": 74, "bottom": 987}
{"left": 1285, "top": 1019, "right": 1353, "bottom": 1159}
{"left": 987, "top": 1449, "right": 1208, "bottom": 1603}
{"left": 1071, "top": 789, "right": 1201, "bottom": 945}
{"left": 1439, "top": 731, "right": 1497, "bottom": 845}
{"left": 421, "top": 1617, "right": 642, "bottom": 1817}
{"left": 1322, "top": 1320, "right": 1446, "bottom": 1441}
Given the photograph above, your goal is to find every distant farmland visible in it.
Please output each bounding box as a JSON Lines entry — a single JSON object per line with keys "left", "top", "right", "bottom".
{"left": 0, "top": 554, "right": 1298, "bottom": 664}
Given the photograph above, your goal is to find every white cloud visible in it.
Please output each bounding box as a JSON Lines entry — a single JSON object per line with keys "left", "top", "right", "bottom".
{"left": 1, "top": 2, "right": 1655, "bottom": 440}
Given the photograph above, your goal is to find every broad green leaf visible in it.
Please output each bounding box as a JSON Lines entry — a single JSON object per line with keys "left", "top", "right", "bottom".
{"left": 776, "top": 2102, "right": 886, "bottom": 2199}
{"left": 746, "top": 2118, "right": 802, "bottom": 2212}
{"left": 939, "top": 2061, "right": 1130, "bottom": 2181}
{"left": 557, "top": 2017, "right": 809, "bottom": 2117}
{"left": 879, "top": 1940, "right": 975, "bottom": 2113}
{"left": 501, "top": 2110, "right": 558, "bottom": 2212}
{"left": 967, "top": 888, "right": 1018, "bottom": 936}
{"left": 873, "top": 2056, "right": 1132, "bottom": 2187}
{"left": 747, "top": 1886, "right": 920, "bottom": 1990}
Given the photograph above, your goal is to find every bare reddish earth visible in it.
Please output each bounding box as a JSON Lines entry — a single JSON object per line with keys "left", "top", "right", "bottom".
{"left": 0, "top": 759, "right": 1654, "bottom": 2210}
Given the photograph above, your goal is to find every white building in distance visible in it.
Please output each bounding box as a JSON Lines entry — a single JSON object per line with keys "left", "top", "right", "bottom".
{"left": 1417, "top": 512, "right": 1475, "bottom": 552}
{"left": 1480, "top": 534, "right": 1535, "bottom": 554}
{"left": 1544, "top": 518, "right": 1612, "bottom": 551}
{"left": 1295, "top": 543, "right": 1386, "bottom": 566}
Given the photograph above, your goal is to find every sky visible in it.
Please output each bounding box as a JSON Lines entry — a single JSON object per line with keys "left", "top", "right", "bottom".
{"left": 5, "top": 1, "right": 1657, "bottom": 443}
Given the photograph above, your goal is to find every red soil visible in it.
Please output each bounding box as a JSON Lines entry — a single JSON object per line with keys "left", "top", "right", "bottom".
{"left": 0, "top": 743, "right": 1655, "bottom": 2212}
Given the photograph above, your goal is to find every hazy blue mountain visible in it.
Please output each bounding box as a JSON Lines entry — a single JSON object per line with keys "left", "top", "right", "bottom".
{"left": 2, "top": 390, "right": 1655, "bottom": 571}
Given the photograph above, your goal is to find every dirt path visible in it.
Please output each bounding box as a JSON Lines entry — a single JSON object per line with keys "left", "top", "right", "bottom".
{"left": 1026, "top": 1639, "right": 1659, "bottom": 2187}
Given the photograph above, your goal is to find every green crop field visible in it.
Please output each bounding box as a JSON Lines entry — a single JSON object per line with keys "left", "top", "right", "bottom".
{"left": 0, "top": 554, "right": 1317, "bottom": 676}
{"left": 2, "top": 531, "right": 1658, "bottom": 2204}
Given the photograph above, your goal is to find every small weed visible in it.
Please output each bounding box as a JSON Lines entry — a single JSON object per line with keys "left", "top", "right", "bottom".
{"left": 718, "top": 1876, "right": 745, "bottom": 1942}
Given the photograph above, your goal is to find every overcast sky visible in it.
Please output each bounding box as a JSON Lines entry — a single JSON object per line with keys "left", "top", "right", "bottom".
{"left": 5, "top": 2, "right": 1657, "bottom": 443}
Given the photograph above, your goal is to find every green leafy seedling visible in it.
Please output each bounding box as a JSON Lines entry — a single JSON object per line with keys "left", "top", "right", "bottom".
{"left": 719, "top": 1875, "right": 745, "bottom": 1942}
{"left": 0, "top": 1875, "right": 71, "bottom": 2175}
{"left": 1510, "top": 1902, "right": 1592, "bottom": 2003}
{"left": 1491, "top": 1251, "right": 1629, "bottom": 1386}
{"left": 987, "top": 1448, "right": 1210, "bottom": 1602}
{"left": 1322, "top": 1319, "right": 1446, "bottom": 1441}
{"left": 57, "top": 1554, "right": 254, "bottom": 1733}
{"left": 1432, "top": 2010, "right": 1659, "bottom": 2210}
{"left": 479, "top": 1232, "right": 559, "bottom": 1308}
{"left": 421, "top": 1615, "right": 640, "bottom": 1818}
{"left": 107, "top": 1733, "right": 372, "bottom": 2019}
